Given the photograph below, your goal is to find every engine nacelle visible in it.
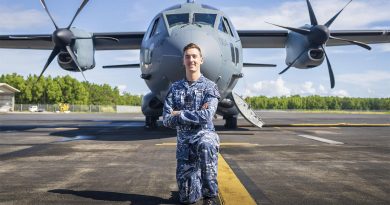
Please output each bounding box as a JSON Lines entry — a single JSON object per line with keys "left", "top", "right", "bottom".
{"left": 57, "top": 28, "right": 95, "bottom": 72}
{"left": 285, "top": 29, "right": 325, "bottom": 69}
{"left": 141, "top": 92, "right": 164, "bottom": 117}
{"left": 57, "top": 51, "right": 78, "bottom": 71}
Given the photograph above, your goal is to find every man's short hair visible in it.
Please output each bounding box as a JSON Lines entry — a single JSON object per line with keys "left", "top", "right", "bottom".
{"left": 183, "top": 43, "right": 202, "bottom": 57}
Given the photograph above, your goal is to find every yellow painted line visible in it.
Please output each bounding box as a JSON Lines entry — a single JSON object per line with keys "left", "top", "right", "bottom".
{"left": 156, "top": 142, "right": 258, "bottom": 146}
{"left": 220, "top": 143, "right": 259, "bottom": 147}
{"left": 256, "top": 123, "right": 390, "bottom": 127}
{"left": 288, "top": 123, "right": 390, "bottom": 127}
{"left": 217, "top": 153, "right": 256, "bottom": 205}
{"left": 155, "top": 143, "right": 177, "bottom": 146}
{"left": 156, "top": 143, "right": 258, "bottom": 204}
{"left": 54, "top": 127, "right": 78, "bottom": 130}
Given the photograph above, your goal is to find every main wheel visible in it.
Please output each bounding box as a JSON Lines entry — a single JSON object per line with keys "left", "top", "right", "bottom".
{"left": 224, "top": 116, "right": 237, "bottom": 129}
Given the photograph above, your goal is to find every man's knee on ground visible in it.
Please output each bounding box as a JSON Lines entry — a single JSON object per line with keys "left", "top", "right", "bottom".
{"left": 198, "top": 139, "right": 217, "bottom": 156}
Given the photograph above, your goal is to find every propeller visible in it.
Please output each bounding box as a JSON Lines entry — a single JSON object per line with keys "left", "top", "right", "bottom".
{"left": 268, "top": 0, "right": 371, "bottom": 88}
{"left": 37, "top": 0, "right": 90, "bottom": 82}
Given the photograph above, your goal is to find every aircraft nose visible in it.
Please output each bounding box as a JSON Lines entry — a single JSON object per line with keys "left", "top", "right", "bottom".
{"left": 165, "top": 25, "right": 222, "bottom": 81}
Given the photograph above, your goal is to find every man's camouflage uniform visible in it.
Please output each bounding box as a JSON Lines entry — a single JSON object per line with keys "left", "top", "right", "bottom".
{"left": 163, "top": 75, "right": 220, "bottom": 204}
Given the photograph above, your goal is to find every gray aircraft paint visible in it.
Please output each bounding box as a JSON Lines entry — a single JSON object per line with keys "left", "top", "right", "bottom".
{"left": 140, "top": 2, "right": 244, "bottom": 119}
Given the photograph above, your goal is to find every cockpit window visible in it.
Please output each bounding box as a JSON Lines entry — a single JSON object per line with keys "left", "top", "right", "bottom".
{"left": 218, "top": 17, "right": 235, "bottom": 37}
{"left": 149, "top": 17, "right": 165, "bottom": 38}
{"left": 218, "top": 17, "right": 228, "bottom": 34}
{"left": 224, "top": 17, "right": 235, "bottom": 37}
{"left": 166, "top": 13, "right": 189, "bottom": 27}
{"left": 194, "top": 13, "right": 217, "bottom": 27}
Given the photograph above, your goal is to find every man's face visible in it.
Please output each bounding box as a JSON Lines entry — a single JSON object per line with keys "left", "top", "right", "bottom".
{"left": 183, "top": 48, "right": 203, "bottom": 73}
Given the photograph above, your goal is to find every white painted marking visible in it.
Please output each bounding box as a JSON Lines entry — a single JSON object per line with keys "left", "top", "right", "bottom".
{"left": 298, "top": 134, "right": 344, "bottom": 145}
{"left": 313, "top": 130, "right": 340, "bottom": 135}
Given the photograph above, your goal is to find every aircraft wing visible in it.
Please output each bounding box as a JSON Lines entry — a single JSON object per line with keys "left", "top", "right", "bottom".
{"left": 0, "top": 32, "right": 145, "bottom": 50}
{"left": 2, "top": 30, "right": 388, "bottom": 50}
{"left": 238, "top": 30, "right": 390, "bottom": 48}
{"left": 93, "top": 32, "right": 144, "bottom": 50}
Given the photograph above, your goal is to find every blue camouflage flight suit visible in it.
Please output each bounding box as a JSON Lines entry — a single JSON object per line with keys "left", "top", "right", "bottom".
{"left": 163, "top": 75, "right": 220, "bottom": 204}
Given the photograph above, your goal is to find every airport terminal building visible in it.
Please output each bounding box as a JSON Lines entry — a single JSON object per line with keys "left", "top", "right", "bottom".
{"left": 0, "top": 83, "right": 19, "bottom": 112}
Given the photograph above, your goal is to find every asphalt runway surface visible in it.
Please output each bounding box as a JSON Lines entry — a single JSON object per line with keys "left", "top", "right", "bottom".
{"left": 0, "top": 111, "right": 389, "bottom": 204}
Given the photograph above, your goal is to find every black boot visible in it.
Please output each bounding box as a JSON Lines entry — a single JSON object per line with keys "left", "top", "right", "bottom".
{"left": 203, "top": 197, "right": 217, "bottom": 205}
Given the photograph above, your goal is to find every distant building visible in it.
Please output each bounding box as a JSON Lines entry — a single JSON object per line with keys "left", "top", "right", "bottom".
{"left": 0, "top": 83, "right": 20, "bottom": 112}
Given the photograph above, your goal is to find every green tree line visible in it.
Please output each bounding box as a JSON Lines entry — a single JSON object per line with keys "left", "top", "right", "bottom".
{"left": 0, "top": 73, "right": 142, "bottom": 105}
{"left": 1, "top": 73, "right": 389, "bottom": 110}
{"left": 246, "top": 95, "right": 390, "bottom": 110}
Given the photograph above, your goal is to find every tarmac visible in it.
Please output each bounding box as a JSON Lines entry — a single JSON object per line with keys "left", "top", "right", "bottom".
{"left": 0, "top": 111, "right": 389, "bottom": 204}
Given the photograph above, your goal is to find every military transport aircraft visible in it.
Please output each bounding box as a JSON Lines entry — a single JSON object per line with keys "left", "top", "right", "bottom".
{"left": 0, "top": 0, "right": 389, "bottom": 128}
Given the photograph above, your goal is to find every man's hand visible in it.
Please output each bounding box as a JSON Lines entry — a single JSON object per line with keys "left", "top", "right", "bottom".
{"left": 202, "top": 103, "right": 209, "bottom": 109}
{"left": 171, "top": 110, "right": 181, "bottom": 116}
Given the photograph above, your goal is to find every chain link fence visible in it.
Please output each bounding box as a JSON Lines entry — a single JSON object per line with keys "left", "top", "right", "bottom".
{"left": 13, "top": 104, "right": 141, "bottom": 113}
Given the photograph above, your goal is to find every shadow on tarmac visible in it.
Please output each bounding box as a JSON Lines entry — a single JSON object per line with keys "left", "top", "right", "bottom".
{"left": 0, "top": 119, "right": 252, "bottom": 142}
{"left": 48, "top": 122, "right": 251, "bottom": 142}
{"left": 48, "top": 189, "right": 180, "bottom": 205}
{"left": 50, "top": 124, "right": 177, "bottom": 141}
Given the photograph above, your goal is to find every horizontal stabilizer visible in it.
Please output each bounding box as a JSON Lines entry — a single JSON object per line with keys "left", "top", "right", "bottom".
{"left": 231, "top": 92, "right": 264, "bottom": 128}
{"left": 243, "top": 63, "right": 276, "bottom": 67}
{"left": 103, "top": 64, "right": 140, "bottom": 68}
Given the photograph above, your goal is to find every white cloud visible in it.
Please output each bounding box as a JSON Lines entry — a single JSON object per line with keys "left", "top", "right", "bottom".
{"left": 0, "top": 6, "right": 48, "bottom": 31}
{"left": 318, "top": 85, "right": 327, "bottom": 94}
{"left": 299, "top": 81, "right": 316, "bottom": 95}
{"left": 223, "top": 0, "right": 390, "bottom": 30}
{"left": 338, "top": 70, "right": 390, "bottom": 86}
{"left": 113, "top": 50, "right": 140, "bottom": 62}
{"left": 244, "top": 76, "right": 291, "bottom": 97}
{"left": 377, "top": 44, "right": 390, "bottom": 52}
{"left": 117, "top": 85, "right": 127, "bottom": 95}
{"left": 330, "top": 89, "right": 350, "bottom": 97}
{"left": 243, "top": 77, "right": 352, "bottom": 97}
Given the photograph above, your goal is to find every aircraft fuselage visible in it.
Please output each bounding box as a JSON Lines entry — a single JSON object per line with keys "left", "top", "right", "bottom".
{"left": 139, "top": 3, "right": 243, "bottom": 110}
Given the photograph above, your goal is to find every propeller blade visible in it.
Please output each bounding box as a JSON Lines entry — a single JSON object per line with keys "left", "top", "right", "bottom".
{"left": 40, "top": 0, "right": 59, "bottom": 29}
{"left": 330, "top": 36, "right": 371, "bottom": 50}
{"left": 265, "top": 22, "right": 310, "bottom": 35}
{"left": 321, "top": 45, "right": 335, "bottom": 88}
{"left": 243, "top": 63, "right": 277, "bottom": 67}
{"left": 103, "top": 64, "right": 140, "bottom": 68}
{"left": 306, "top": 0, "right": 318, "bottom": 26}
{"left": 37, "top": 47, "right": 61, "bottom": 81}
{"left": 279, "top": 49, "right": 307, "bottom": 75}
{"left": 325, "top": 0, "right": 352, "bottom": 28}
{"left": 94, "top": 36, "right": 120, "bottom": 42}
{"left": 9, "top": 35, "right": 52, "bottom": 40}
{"left": 67, "top": 0, "right": 90, "bottom": 29}
{"left": 66, "top": 46, "right": 87, "bottom": 81}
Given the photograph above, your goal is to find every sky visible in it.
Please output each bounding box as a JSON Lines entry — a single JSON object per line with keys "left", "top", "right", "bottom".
{"left": 0, "top": 0, "right": 389, "bottom": 98}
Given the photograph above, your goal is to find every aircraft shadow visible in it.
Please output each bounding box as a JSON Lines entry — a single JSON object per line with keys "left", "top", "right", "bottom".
{"left": 1, "top": 119, "right": 252, "bottom": 142}
{"left": 50, "top": 121, "right": 178, "bottom": 142}
{"left": 48, "top": 189, "right": 180, "bottom": 205}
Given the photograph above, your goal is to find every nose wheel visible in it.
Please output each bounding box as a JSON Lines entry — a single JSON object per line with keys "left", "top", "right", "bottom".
{"left": 145, "top": 116, "right": 159, "bottom": 129}
{"left": 223, "top": 115, "right": 237, "bottom": 129}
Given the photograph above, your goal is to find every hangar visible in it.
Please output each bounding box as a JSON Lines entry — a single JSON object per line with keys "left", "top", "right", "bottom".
{"left": 0, "top": 83, "right": 20, "bottom": 112}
